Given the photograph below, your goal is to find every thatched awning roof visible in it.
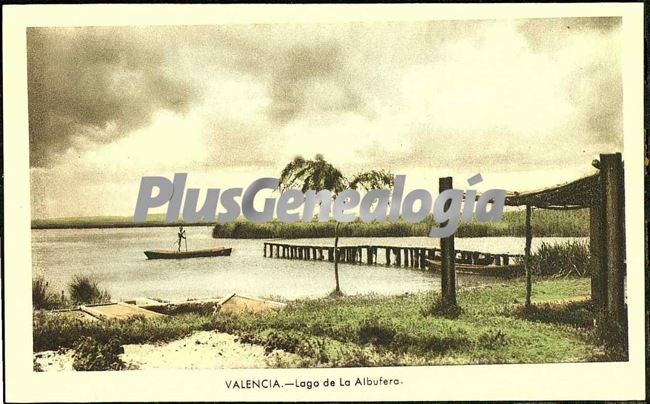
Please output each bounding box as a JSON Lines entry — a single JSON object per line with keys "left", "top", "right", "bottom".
{"left": 503, "top": 173, "right": 599, "bottom": 209}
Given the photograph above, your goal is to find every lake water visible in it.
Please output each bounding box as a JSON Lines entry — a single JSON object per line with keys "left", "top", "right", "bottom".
{"left": 31, "top": 227, "right": 586, "bottom": 301}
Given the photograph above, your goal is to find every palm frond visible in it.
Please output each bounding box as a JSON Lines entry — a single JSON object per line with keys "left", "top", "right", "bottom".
{"left": 348, "top": 169, "right": 395, "bottom": 191}
{"left": 278, "top": 154, "right": 346, "bottom": 195}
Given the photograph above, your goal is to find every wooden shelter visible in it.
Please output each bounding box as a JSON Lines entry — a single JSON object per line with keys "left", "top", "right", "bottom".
{"left": 501, "top": 153, "right": 626, "bottom": 324}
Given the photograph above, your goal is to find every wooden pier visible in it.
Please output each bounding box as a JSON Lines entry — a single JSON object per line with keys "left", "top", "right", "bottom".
{"left": 263, "top": 242, "right": 521, "bottom": 270}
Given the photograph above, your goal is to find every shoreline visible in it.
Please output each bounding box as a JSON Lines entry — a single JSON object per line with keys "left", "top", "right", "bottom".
{"left": 34, "top": 278, "right": 622, "bottom": 371}
{"left": 31, "top": 209, "right": 590, "bottom": 238}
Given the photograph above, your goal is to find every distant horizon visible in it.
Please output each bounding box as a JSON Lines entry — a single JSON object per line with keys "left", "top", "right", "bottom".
{"left": 32, "top": 165, "right": 607, "bottom": 221}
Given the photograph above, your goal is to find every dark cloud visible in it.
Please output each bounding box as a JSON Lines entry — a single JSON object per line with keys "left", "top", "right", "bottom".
{"left": 266, "top": 41, "right": 366, "bottom": 124}
{"left": 27, "top": 27, "right": 200, "bottom": 167}
{"left": 567, "top": 61, "right": 623, "bottom": 144}
{"left": 26, "top": 19, "right": 623, "bottom": 173}
{"left": 518, "top": 17, "right": 621, "bottom": 52}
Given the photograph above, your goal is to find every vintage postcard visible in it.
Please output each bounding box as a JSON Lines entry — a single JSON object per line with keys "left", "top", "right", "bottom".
{"left": 2, "top": 3, "right": 646, "bottom": 402}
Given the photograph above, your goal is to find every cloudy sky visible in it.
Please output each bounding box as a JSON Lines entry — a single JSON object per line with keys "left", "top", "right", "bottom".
{"left": 28, "top": 17, "right": 623, "bottom": 219}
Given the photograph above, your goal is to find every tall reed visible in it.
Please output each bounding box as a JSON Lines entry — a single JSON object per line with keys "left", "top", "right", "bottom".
{"left": 212, "top": 209, "right": 589, "bottom": 239}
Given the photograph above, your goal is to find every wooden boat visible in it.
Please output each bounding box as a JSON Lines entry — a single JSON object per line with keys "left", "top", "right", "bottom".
{"left": 144, "top": 247, "right": 232, "bottom": 260}
{"left": 425, "top": 259, "right": 523, "bottom": 278}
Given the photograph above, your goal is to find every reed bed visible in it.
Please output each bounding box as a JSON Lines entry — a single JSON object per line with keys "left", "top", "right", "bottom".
{"left": 212, "top": 209, "right": 589, "bottom": 239}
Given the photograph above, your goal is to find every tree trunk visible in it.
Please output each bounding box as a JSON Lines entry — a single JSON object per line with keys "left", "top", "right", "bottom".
{"left": 333, "top": 221, "right": 342, "bottom": 295}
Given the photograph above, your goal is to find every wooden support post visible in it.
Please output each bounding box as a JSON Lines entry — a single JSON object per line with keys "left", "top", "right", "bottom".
{"left": 427, "top": 249, "right": 434, "bottom": 270}
{"left": 419, "top": 249, "right": 426, "bottom": 269}
{"left": 600, "top": 153, "right": 626, "bottom": 324}
{"left": 524, "top": 205, "right": 533, "bottom": 307}
{"left": 440, "top": 177, "right": 457, "bottom": 306}
{"left": 590, "top": 201, "right": 605, "bottom": 306}
{"left": 386, "top": 248, "right": 391, "bottom": 266}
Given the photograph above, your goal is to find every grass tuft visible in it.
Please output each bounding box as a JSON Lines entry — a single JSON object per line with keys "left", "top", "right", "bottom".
{"left": 422, "top": 298, "right": 463, "bottom": 319}
{"left": 68, "top": 276, "right": 111, "bottom": 305}
{"left": 72, "top": 336, "right": 126, "bottom": 371}
{"left": 529, "top": 241, "right": 590, "bottom": 277}
{"left": 32, "top": 277, "right": 64, "bottom": 310}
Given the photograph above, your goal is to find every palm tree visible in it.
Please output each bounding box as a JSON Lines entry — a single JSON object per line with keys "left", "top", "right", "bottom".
{"left": 278, "top": 154, "right": 394, "bottom": 296}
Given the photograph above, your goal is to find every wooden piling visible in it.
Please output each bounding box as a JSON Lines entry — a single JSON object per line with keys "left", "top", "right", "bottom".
{"left": 440, "top": 177, "right": 457, "bottom": 306}
{"left": 524, "top": 205, "right": 533, "bottom": 307}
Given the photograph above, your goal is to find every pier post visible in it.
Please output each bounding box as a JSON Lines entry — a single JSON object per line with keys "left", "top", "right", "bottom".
{"left": 440, "top": 177, "right": 457, "bottom": 306}
{"left": 426, "top": 249, "right": 434, "bottom": 270}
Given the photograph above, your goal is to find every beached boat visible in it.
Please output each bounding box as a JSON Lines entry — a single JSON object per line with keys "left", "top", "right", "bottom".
{"left": 144, "top": 247, "right": 232, "bottom": 260}
{"left": 425, "top": 259, "right": 523, "bottom": 278}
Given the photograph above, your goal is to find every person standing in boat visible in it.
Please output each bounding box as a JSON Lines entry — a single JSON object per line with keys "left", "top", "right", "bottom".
{"left": 177, "top": 226, "right": 186, "bottom": 252}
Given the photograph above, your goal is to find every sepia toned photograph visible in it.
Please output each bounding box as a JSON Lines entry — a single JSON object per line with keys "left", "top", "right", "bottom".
{"left": 27, "top": 16, "right": 632, "bottom": 372}
{"left": 2, "top": 3, "right": 645, "bottom": 402}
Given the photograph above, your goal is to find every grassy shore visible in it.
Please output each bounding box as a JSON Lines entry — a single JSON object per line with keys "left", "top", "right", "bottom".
{"left": 33, "top": 278, "right": 624, "bottom": 368}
